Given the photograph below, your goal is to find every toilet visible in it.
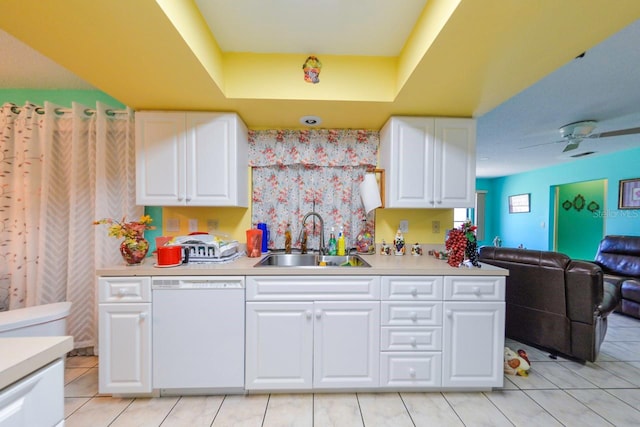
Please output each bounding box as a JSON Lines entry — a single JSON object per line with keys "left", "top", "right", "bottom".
{"left": 0, "top": 301, "right": 72, "bottom": 337}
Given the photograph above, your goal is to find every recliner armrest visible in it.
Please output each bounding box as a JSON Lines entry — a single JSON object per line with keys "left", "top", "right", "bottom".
{"left": 565, "top": 260, "right": 604, "bottom": 323}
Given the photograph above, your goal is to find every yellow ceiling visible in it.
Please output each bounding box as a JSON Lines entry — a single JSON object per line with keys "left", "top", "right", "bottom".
{"left": 1, "top": 0, "right": 640, "bottom": 129}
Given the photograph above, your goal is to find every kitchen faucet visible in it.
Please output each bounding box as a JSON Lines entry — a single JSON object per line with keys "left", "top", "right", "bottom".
{"left": 300, "top": 211, "right": 326, "bottom": 254}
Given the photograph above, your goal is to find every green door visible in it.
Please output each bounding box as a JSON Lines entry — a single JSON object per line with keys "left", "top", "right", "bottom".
{"left": 554, "top": 179, "right": 605, "bottom": 260}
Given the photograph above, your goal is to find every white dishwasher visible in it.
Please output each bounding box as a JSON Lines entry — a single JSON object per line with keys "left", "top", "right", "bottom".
{"left": 152, "top": 276, "right": 245, "bottom": 395}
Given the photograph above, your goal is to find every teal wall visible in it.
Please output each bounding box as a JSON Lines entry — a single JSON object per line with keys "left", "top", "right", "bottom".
{"left": 0, "top": 89, "right": 124, "bottom": 108}
{"left": 480, "top": 146, "right": 640, "bottom": 251}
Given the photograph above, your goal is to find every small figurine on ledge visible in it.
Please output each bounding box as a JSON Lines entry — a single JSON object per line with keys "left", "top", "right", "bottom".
{"left": 380, "top": 240, "right": 391, "bottom": 255}
{"left": 411, "top": 243, "right": 422, "bottom": 256}
{"left": 394, "top": 228, "right": 405, "bottom": 256}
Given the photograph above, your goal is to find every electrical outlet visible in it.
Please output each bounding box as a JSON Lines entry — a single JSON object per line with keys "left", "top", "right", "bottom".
{"left": 432, "top": 220, "right": 441, "bottom": 233}
{"left": 399, "top": 220, "right": 409, "bottom": 233}
{"left": 188, "top": 219, "right": 199, "bottom": 233}
{"left": 207, "top": 219, "right": 219, "bottom": 231}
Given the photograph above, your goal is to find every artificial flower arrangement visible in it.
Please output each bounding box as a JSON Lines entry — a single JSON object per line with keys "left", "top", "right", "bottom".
{"left": 94, "top": 215, "right": 156, "bottom": 261}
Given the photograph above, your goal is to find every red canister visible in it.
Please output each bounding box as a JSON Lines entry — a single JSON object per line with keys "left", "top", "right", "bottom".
{"left": 157, "top": 245, "right": 183, "bottom": 266}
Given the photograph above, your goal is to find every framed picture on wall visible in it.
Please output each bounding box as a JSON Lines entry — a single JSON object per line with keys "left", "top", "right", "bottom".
{"left": 509, "top": 193, "right": 530, "bottom": 213}
{"left": 618, "top": 178, "right": 640, "bottom": 209}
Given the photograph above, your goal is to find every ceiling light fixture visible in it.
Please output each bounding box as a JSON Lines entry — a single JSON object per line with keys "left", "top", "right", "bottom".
{"left": 300, "top": 115, "right": 322, "bottom": 126}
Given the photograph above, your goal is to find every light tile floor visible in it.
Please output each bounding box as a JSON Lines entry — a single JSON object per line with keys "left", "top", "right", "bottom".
{"left": 64, "top": 313, "right": 640, "bottom": 426}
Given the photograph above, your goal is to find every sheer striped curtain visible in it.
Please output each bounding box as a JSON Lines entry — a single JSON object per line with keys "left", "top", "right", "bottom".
{"left": 0, "top": 101, "right": 139, "bottom": 350}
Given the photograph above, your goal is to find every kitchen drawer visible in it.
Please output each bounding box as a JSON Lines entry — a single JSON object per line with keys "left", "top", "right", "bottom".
{"left": 381, "top": 327, "right": 441, "bottom": 351}
{"left": 381, "top": 276, "right": 443, "bottom": 301}
{"left": 444, "top": 276, "right": 505, "bottom": 301}
{"left": 380, "top": 352, "right": 442, "bottom": 388}
{"left": 246, "top": 276, "right": 380, "bottom": 301}
{"left": 99, "top": 277, "right": 151, "bottom": 303}
{"left": 381, "top": 302, "right": 442, "bottom": 326}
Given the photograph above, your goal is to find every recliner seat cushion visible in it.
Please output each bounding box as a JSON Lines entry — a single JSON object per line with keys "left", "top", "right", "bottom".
{"left": 621, "top": 279, "right": 640, "bottom": 303}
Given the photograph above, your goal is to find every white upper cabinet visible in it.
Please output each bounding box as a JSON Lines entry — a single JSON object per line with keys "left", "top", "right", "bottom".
{"left": 380, "top": 116, "right": 476, "bottom": 208}
{"left": 135, "top": 111, "right": 248, "bottom": 206}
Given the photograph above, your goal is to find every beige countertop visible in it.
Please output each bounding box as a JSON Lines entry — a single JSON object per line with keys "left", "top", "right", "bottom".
{"left": 0, "top": 336, "right": 73, "bottom": 390}
{"left": 97, "top": 252, "right": 508, "bottom": 277}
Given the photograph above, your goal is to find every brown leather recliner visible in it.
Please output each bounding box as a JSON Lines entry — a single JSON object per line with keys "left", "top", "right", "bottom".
{"left": 479, "top": 246, "right": 619, "bottom": 362}
{"left": 593, "top": 235, "right": 640, "bottom": 319}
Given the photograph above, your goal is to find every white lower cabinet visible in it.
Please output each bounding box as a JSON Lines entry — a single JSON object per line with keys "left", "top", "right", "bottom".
{"left": 245, "top": 301, "right": 380, "bottom": 390}
{"left": 442, "top": 276, "right": 505, "bottom": 388}
{"left": 380, "top": 275, "right": 505, "bottom": 390}
{"left": 98, "top": 277, "right": 152, "bottom": 394}
{"left": 245, "top": 302, "right": 314, "bottom": 390}
{"left": 0, "top": 359, "right": 64, "bottom": 427}
{"left": 442, "top": 301, "right": 505, "bottom": 388}
{"left": 245, "top": 276, "right": 380, "bottom": 391}
{"left": 380, "top": 276, "right": 443, "bottom": 389}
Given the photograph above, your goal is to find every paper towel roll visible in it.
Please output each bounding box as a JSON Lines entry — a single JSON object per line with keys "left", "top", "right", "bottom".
{"left": 359, "top": 173, "right": 382, "bottom": 214}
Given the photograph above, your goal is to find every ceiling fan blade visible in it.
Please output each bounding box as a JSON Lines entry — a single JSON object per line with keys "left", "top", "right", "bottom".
{"left": 519, "top": 140, "right": 563, "bottom": 150}
{"left": 563, "top": 140, "right": 581, "bottom": 152}
{"left": 588, "top": 126, "right": 640, "bottom": 138}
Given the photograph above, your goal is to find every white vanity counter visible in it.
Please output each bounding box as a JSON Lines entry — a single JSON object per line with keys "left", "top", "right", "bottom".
{"left": 0, "top": 336, "right": 73, "bottom": 390}
{"left": 1, "top": 336, "right": 73, "bottom": 427}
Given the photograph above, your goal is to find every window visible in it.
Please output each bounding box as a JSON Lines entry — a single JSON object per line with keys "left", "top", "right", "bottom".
{"left": 248, "top": 129, "right": 379, "bottom": 250}
{"left": 453, "top": 191, "right": 486, "bottom": 241}
{"left": 453, "top": 208, "right": 468, "bottom": 229}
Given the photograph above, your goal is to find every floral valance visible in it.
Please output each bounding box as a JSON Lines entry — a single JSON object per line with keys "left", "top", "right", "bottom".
{"left": 248, "top": 129, "right": 379, "bottom": 167}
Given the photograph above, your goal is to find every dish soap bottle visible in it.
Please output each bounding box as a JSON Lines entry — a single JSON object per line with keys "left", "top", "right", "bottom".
{"left": 284, "top": 223, "right": 292, "bottom": 254}
{"left": 328, "top": 227, "right": 337, "bottom": 255}
{"left": 337, "top": 226, "right": 346, "bottom": 256}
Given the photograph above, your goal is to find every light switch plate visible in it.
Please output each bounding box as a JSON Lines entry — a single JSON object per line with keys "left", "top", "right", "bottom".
{"left": 399, "top": 220, "right": 409, "bottom": 233}
{"left": 188, "top": 219, "right": 199, "bottom": 233}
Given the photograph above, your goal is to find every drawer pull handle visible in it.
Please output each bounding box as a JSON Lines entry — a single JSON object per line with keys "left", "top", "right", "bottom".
{"left": 409, "top": 312, "right": 418, "bottom": 321}
{"left": 446, "top": 310, "right": 452, "bottom": 317}
{"left": 118, "top": 289, "right": 127, "bottom": 296}
{"left": 409, "top": 368, "right": 416, "bottom": 377}
{"left": 410, "top": 287, "right": 418, "bottom": 297}
{"left": 139, "top": 312, "right": 147, "bottom": 320}
{"left": 306, "top": 310, "right": 312, "bottom": 319}
{"left": 316, "top": 310, "right": 322, "bottom": 319}
{"left": 410, "top": 337, "right": 417, "bottom": 347}
{"left": 473, "top": 286, "right": 481, "bottom": 295}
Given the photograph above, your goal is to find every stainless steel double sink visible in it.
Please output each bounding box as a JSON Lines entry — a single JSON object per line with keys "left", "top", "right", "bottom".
{"left": 254, "top": 252, "right": 371, "bottom": 268}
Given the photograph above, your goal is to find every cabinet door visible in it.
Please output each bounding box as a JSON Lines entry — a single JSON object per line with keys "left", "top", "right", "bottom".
{"left": 313, "top": 301, "right": 380, "bottom": 388}
{"left": 135, "top": 112, "right": 186, "bottom": 205}
{"left": 98, "top": 303, "right": 152, "bottom": 394}
{"left": 434, "top": 118, "right": 476, "bottom": 207}
{"left": 381, "top": 117, "right": 435, "bottom": 208}
{"left": 245, "top": 302, "right": 313, "bottom": 390}
{"left": 186, "top": 113, "right": 248, "bottom": 206}
{"left": 442, "top": 301, "right": 504, "bottom": 388}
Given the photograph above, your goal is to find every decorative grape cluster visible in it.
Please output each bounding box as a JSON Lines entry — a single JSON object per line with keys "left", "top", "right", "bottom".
{"left": 445, "top": 229, "right": 467, "bottom": 267}
{"left": 446, "top": 219, "right": 480, "bottom": 268}
{"left": 466, "top": 239, "right": 480, "bottom": 267}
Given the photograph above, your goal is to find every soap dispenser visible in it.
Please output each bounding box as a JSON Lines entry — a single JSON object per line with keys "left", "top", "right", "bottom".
{"left": 337, "top": 225, "right": 346, "bottom": 256}
{"left": 328, "top": 227, "right": 337, "bottom": 255}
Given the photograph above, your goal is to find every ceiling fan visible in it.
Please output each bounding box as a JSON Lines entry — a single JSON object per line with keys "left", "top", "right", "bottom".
{"left": 521, "top": 120, "right": 640, "bottom": 152}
